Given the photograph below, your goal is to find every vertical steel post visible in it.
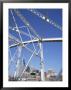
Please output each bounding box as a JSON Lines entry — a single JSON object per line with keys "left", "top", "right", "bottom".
{"left": 15, "top": 46, "right": 22, "bottom": 78}
{"left": 39, "top": 42, "right": 45, "bottom": 81}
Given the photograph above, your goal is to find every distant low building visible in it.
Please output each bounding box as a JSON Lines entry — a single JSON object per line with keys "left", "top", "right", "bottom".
{"left": 46, "top": 69, "right": 57, "bottom": 81}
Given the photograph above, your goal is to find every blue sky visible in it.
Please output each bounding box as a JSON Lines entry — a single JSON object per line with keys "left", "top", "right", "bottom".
{"left": 9, "top": 9, "right": 62, "bottom": 76}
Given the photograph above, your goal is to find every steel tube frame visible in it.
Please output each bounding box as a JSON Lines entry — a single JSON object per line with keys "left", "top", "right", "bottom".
{"left": 9, "top": 9, "right": 62, "bottom": 81}
{"left": 9, "top": 38, "right": 62, "bottom": 48}
{"left": 39, "top": 42, "right": 45, "bottom": 81}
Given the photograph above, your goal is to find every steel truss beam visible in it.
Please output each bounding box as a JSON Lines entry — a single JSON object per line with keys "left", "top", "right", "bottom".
{"left": 9, "top": 37, "right": 62, "bottom": 48}
{"left": 9, "top": 26, "right": 36, "bottom": 39}
{"left": 14, "top": 10, "right": 40, "bottom": 39}
{"left": 28, "top": 9, "right": 62, "bottom": 30}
